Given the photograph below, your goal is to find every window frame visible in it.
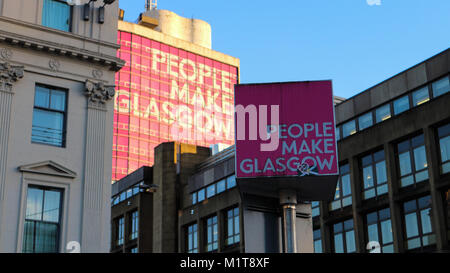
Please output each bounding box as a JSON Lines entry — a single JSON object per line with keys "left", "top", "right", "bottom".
{"left": 395, "top": 134, "right": 429, "bottom": 188}
{"left": 437, "top": 123, "right": 450, "bottom": 174}
{"left": 332, "top": 219, "right": 356, "bottom": 253}
{"left": 365, "top": 208, "right": 394, "bottom": 253}
{"left": 205, "top": 215, "right": 218, "bottom": 252}
{"left": 402, "top": 196, "right": 435, "bottom": 251}
{"left": 225, "top": 207, "right": 240, "bottom": 247}
{"left": 329, "top": 163, "right": 352, "bottom": 211}
{"left": 130, "top": 210, "right": 139, "bottom": 241}
{"left": 42, "top": 0, "right": 73, "bottom": 32}
{"left": 361, "top": 149, "right": 388, "bottom": 200}
{"left": 186, "top": 223, "right": 198, "bottom": 253}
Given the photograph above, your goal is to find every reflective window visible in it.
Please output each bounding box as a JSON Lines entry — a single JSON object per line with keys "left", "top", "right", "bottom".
{"left": 130, "top": 247, "right": 138, "bottom": 253}
{"left": 366, "top": 208, "right": 394, "bottom": 253}
{"left": 396, "top": 134, "right": 429, "bottom": 187}
{"left": 342, "top": 120, "right": 356, "bottom": 138}
{"left": 226, "top": 175, "right": 236, "bottom": 189}
{"left": 358, "top": 112, "right": 373, "bottom": 131}
{"left": 361, "top": 150, "right": 388, "bottom": 200}
{"left": 412, "top": 86, "right": 430, "bottom": 106}
{"left": 217, "top": 179, "right": 226, "bottom": 194}
{"left": 32, "top": 85, "right": 67, "bottom": 147}
{"left": 226, "top": 207, "right": 240, "bottom": 246}
{"left": 187, "top": 223, "right": 198, "bottom": 253}
{"left": 313, "top": 229, "right": 322, "bottom": 253}
{"left": 42, "top": 0, "right": 71, "bottom": 32}
{"left": 116, "top": 217, "right": 124, "bottom": 246}
{"left": 198, "top": 189, "right": 205, "bottom": 203}
{"left": 191, "top": 192, "right": 198, "bottom": 205}
{"left": 330, "top": 164, "right": 352, "bottom": 211}
{"left": 336, "top": 126, "right": 341, "bottom": 141}
{"left": 205, "top": 216, "right": 218, "bottom": 252}
{"left": 438, "top": 123, "right": 450, "bottom": 174}
{"left": 207, "top": 184, "right": 216, "bottom": 199}
{"left": 375, "top": 104, "right": 391, "bottom": 123}
{"left": 333, "top": 219, "right": 356, "bottom": 253}
{"left": 23, "top": 186, "right": 63, "bottom": 253}
{"left": 432, "top": 76, "right": 450, "bottom": 98}
{"left": 312, "top": 201, "right": 320, "bottom": 218}
{"left": 403, "top": 196, "right": 435, "bottom": 250}
{"left": 130, "top": 211, "right": 138, "bottom": 240}
{"left": 393, "top": 95, "right": 410, "bottom": 115}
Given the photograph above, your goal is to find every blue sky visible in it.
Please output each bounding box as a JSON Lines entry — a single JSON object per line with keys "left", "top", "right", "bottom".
{"left": 119, "top": 0, "right": 450, "bottom": 99}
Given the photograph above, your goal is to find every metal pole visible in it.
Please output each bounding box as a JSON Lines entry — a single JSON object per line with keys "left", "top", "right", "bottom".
{"left": 279, "top": 190, "right": 297, "bottom": 253}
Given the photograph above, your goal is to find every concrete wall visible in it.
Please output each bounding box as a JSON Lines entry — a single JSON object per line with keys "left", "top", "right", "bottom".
{"left": 0, "top": 0, "right": 123, "bottom": 253}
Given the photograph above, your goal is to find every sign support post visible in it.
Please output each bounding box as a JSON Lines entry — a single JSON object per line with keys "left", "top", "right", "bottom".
{"left": 280, "top": 189, "right": 297, "bottom": 253}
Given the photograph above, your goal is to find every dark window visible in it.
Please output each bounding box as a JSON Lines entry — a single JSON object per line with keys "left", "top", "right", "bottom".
{"left": 432, "top": 76, "right": 450, "bottom": 98}
{"left": 205, "top": 216, "right": 218, "bottom": 252}
{"left": 130, "top": 247, "right": 138, "bottom": 253}
{"left": 187, "top": 223, "right": 198, "bottom": 253}
{"left": 225, "top": 207, "right": 240, "bottom": 246}
{"left": 333, "top": 219, "right": 356, "bottom": 253}
{"left": 330, "top": 164, "right": 352, "bottom": 210}
{"left": 438, "top": 123, "right": 450, "bottom": 174}
{"left": 396, "top": 134, "right": 429, "bottom": 187}
{"left": 130, "top": 211, "right": 138, "bottom": 240}
{"left": 403, "top": 196, "right": 435, "bottom": 250}
{"left": 375, "top": 104, "right": 391, "bottom": 123}
{"left": 366, "top": 208, "right": 394, "bottom": 253}
{"left": 22, "top": 186, "right": 63, "bottom": 253}
{"left": 32, "top": 85, "right": 67, "bottom": 147}
{"left": 42, "top": 0, "right": 71, "bottom": 32}
{"left": 313, "top": 229, "right": 322, "bottom": 253}
{"left": 342, "top": 120, "right": 356, "bottom": 138}
{"left": 361, "top": 150, "right": 388, "bottom": 199}
{"left": 412, "top": 86, "right": 430, "bottom": 106}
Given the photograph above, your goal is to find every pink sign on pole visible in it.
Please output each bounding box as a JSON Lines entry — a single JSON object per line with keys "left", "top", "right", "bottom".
{"left": 235, "top": 81, "right": 338, "bottom": 179}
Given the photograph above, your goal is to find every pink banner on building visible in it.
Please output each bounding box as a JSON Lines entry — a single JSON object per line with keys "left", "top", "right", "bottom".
{"left": 235, "top": 81, "right": 338, "bottom": 179}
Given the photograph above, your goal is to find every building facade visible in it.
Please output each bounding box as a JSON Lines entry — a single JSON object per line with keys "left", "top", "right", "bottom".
{"left": 0, "top": 0, "right": 123, "bottom": 253}
{"left": 113, "top": 9, "right": 240, "bottom": 182}
{"left": 111, "top": 48, "right": 449, "bottom": 253}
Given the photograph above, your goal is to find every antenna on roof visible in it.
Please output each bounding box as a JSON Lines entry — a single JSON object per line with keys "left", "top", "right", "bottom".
{"left": 146, "top": 0, "right": 157, "bottom": 11}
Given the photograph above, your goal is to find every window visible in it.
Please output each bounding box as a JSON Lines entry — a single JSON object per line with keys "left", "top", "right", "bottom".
{"left": 412, "top": 86, "right": 429, "bottom": 106}
{"left": 312, "top": 201, "right": 320, "bottom": 218}
{"left": 393, "top": 95, "right": 410, "bottom": 115}
{"left": 396, "top": 134, "right": 429, "bottom": 187}
{"left": 330, "top": 164, "right": 352, "bottom": 210}
{"left": 375, "top": 104, "right": 391, "bottom": 123}
{"left": 366, "top": 208, "right": 394, "bottom": 253}
{"left": 32, "top": 85, "right": 67, "bottom": 147}
{"left": 42, "top": 0, "right": 71, "bottom": 32}
{"left": 217, "top": 179, "right": 226, "bottom": 194}
{"left": 358, "top": 112, "right": 373, "bottom": 131}
{"left": 205, "top": 216, "right": 218, "bottom": 252}
{"left": 432, "top": 76, "right": 450, "bottom": 98}
{"left": 207, "top": 184, "right": 216, "bottom": 199}
{"left": 361, "top": 150, "right": 388, "bottom": 199}
{"left": 116, "top": 217, "right": 124, "bottom": 246}
{"left": 313, "top": 229, "right": 322, "bottom": 253}
{"left": 130, "top": 247, "right": 138, "bottom": 253}
{"left": 403, "top": 196, "right": 435, "bottom": 250}
{"left": 333, "top": 219, "right": 356, "bottom": 253}
{"left": 130, "top": 211, "right": 138, "bottom": 240}
{"left": 22, "top": 186, "right": 63, "bottom": 253}
{"left": 226, "top": 175, "right": 236, "bottom": 189}
{"left": 336, "top": 126, "right": 341, "bottom": 141}
{"left": 342, "top": 120, "right": 356, "bottom": 138}
{"left": 226, "top": 207, "right": 240, "bottom": 246}
{"left": 197, "top": 189, "right": 205, "bottom": 202}
{"left": 438, "top": 123, "right": 450, "bottom": 174}
{"left": 187, "top": 223, "right": 198, "bottom": 253}
{"left": 191, "top": 192, "right": 198, "bottom": 205}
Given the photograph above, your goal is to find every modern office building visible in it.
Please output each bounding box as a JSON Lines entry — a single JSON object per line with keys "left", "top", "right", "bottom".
{"left": 113, "top": 7, "right": 240, "bottom": 182}
{"left": 0, "top": 0, "right": 123, "bottom": 252}
{"left": 111, "top": 48, "right": 449, "bottom": 253}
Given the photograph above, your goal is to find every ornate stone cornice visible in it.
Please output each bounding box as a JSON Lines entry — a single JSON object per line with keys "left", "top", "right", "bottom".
{"left": 0, "top": 62, "right": 24, "bottom": 93}
{"left": 85, "top": 79, "right": 115, "bottom": 109}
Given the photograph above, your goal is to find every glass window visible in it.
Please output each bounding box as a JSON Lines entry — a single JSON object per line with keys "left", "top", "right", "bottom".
{"left": 312, "top": 201, "right": 320, "bottom": 218}
{"left": 205, "top": 216, "right": 218, "bottom": 252}
{"left": 207, "top": 184, "right": 216, "bottom": 199}
{"left": 217, "top": 179, "right": 226, "bottom": 194}
{"left": 330, "top": 164, "right": 352, "bottom": 211}
{"left": 197, "top": 189, "right": 205, "bottom": 202}
{"left": 23, "top": 186, "right": 63, "bottom": 253}
{"left": 32, "top": 85, "right": 67, "bottom": 147}
{"left": 438, "top": 123, "right": 450, "bottom": 174}
{"left": 375, "top": 104, "right": 391, "bottom": 123}
{"left": 403, "top": 196, "right": 435, "bottom": 250}
{"left": 412, "top": 86, "right": 430, "bottom": 106}
{"left": 226, "top": 175, "right": 236, "bottom": 189}
{"left": 226, "top": 207, "right": 240, "bottom": 246}
{"left": 42, "top": 0, "right": 71, "bottom": 32}
{"left": 361, "top": 150, "right": 388, "bottom": 200}
{"left": 342, "top": 120, "right": 356, "bottom": 138}
{"left": 333, "top": 219, "right": 355, "bottom": 253}
{"left": 432, "top": 76, "right": 450, "bottom": 98}
{"left": 336, "top": 126, "right": 341, "bottom": 141}
{"left": 130, "top": 211, "right": 138, "bottom": 240}
{"left": 130, "top": 247, "right": 138, "bottom": 253}
{"left": 187, "top": 223, "right": 198, "bottom": 253}
{"left": 116, "top": 217, "right": 124, "bottom": 246}
{"left": 191, "top": 192, "right": 197, "bottom": 205}
{"left": 366, "top": 208, "right": 393, "bottom": 253}
{"left": 313, "top": 229, "right": 322, "bottom": 253}
{"left": 358, "top": 112, "right": 373, "bottom": 131}
{"left": 393, "top": 95, "right": 410, "bottom": 115}
{"left": 396, "top": 134, "right": 429, "bottom": 188}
